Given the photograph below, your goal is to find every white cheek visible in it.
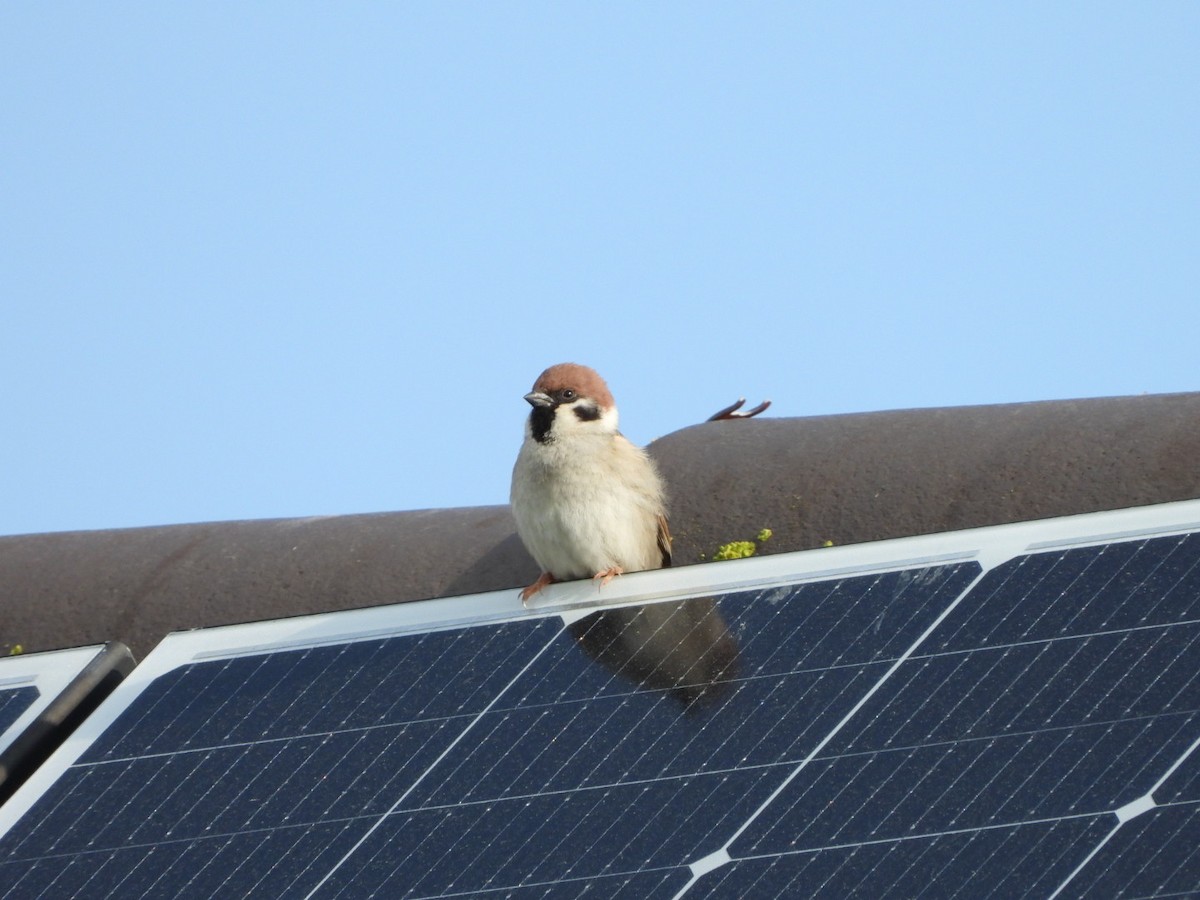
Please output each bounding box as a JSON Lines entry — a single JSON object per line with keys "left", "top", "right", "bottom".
{"left": 548, "top": 403, "right": 619, "bottom": 438}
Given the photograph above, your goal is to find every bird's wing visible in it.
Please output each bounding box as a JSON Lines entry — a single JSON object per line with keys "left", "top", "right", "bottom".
{"left": 657, "top": 514, "right": 673, "bottom": 568}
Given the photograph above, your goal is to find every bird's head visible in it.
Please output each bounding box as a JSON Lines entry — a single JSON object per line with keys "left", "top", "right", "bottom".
{"left": 524, "top": 363, "right": 619, "bottom": 444}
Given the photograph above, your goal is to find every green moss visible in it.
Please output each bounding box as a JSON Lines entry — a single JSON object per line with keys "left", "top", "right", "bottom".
{"left": 710, "top": 526, "right": 776, "bottom": 561}
{"left": 712, "top": 540, "right": 757, "bottom": 561}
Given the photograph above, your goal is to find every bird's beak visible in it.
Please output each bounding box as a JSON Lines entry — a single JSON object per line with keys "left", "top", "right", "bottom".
{"left": 524, "top": 391, "right": 554, "bottom": 408}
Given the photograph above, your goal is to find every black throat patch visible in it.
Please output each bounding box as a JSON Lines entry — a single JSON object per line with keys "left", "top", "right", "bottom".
{"left": 530, "top": 406, "right": 556, "bottom": 443}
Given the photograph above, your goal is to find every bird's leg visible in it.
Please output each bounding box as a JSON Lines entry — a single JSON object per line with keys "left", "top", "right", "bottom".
{"left": 593, "top": 566, "right": 624, "bottom": 587}
{"left": 520, "top": 572, "right": 556, "bottom": 604}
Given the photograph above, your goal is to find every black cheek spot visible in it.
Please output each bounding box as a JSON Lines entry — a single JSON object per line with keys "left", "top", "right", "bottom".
{"left": 530, "top": 406, "right": 555, "bottom": 443}
{"left": 573, "top": 404, "right": 602, "bottom": 423}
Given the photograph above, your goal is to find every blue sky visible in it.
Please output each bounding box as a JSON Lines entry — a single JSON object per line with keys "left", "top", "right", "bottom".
{"left": 2, "top": 4, "right": 1197, "bottom": 537}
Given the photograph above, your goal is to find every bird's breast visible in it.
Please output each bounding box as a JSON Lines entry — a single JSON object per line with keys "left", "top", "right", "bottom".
{"left": 510, "top": 439, "right": 664, "bottom": 579}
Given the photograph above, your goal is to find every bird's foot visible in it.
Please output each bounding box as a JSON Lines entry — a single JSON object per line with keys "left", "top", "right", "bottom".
{"left": 520, "top": 572, "right": 556, "bottom": 605}
{"left": 592, "top": 566, "right": 624, "bottom": 588}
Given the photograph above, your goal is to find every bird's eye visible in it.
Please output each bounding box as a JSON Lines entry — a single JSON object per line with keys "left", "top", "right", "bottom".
{"left": 559, "top": 389, "right": 576, "bottom": 401}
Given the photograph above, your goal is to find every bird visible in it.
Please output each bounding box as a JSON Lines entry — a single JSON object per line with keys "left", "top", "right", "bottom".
{"left": 510, "top": 363, "right": 671, "bottom": 603}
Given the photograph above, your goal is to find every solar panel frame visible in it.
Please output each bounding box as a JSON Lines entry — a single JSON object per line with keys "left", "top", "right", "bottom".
{"left": 0, "top": 647, "right": 114, "bottom": 760}
{"left": 0, "top": 644, "right": 134, "bottom": 804}
{"left": 1, "top": 500, "right": 1199, "bottom": 898}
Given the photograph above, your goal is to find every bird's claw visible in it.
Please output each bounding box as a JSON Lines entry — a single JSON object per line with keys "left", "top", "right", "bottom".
{"left": 593, "top": 566, "right": 623, "bottom": 588}
{"left": 707, "top": 397, "right": 771, "bottom": 422}
{"left": 520, "top": 572, "right": 556, "bottom": 606}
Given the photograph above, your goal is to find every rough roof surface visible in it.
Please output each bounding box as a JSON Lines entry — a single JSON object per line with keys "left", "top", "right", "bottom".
{"left": 3, "top": 392, "right": 1198, "bottom": 659}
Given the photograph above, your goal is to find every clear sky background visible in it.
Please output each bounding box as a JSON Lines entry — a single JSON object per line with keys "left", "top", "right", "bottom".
{"left": 2, "top": 4, "right": 1197, "bottom": 537}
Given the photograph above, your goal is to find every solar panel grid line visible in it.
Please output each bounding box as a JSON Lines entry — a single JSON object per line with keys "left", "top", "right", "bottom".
{"left": 301, "top": 621, "right": 568, "bottom": 899}
{"left": 886, "top": 649, "right": 982, "bottom": 742}
{"left": 710, "top": 542, "right": 1190, "bottom": 888}
{"left": 781, "top": 580, "right": 870, "bottom": 669}
{"left": 69, "top": 848, "right": 124, "bottom": 898}
{"left": 4, "top": 628, "right": 549, "bottom": 900}
{"left": 942, "top": 549, "right": 1058, "bottom": 650}
{"left": 921, "top": 823, "right": 1016, "bottom": 900}
{"left": 808, "top": 708, "right": 1184, "bottom": 772}
{"left": 545, "top": 678, "right": 663, "bottom": 787}
{"left": 751, "top": 810, "right": 1099, "bottom": 853}
{"left": 1049, "top": 820, "right": 1132, "bottom": 900}
{"left": 259, "top": 646, "right": 373, "bottom": 739}
{"left": 158, "top": 835, "right": 244, "bottom": 897}
{"left": 1151, "top": 732, "right": 1200, "bottom": 796}
{"left": 737, "top": 569, "right": 987, "bottom": 813}
{"left": 1075, "top": 542, "right": 1176, "bottom": 633}
{"left": 868, "top": 823, "right": 1003, "bottom": 900}
{"left": 982, "top": 828, "right": 1068, "bottom": 900}
{"left": 323, "top": 642, "right": 402, "bottom": 729}
{"left": 0, "top": 686, "right": 38, "bottom": 730}
{"left": 1101, "top": 659, "right": 1193, "bottom": 783}
{"left": 1152, "top": 539, "right": 1200, "bottom": 624}
{"left": 665, "top": 565, "right": 990, "bottom": 897}
{"left": 223, "top": 827, "right": 310, "bottom": 898}
{"left": 16, "top": 756, "right": 134, "bottom": 859}
{"left": 1063, "top": 817, "right": 1191, "bottom": 900}
{"left": 181, "top": 833, "right": 255, "bottom": 898}
{"left": 1047, "top": 728, "right": 1200, "bottom": 899}
{"left": 909, "top": 618, "right": 1199, "bottom": 674}
{"left": 152, "top": 742, "right": 282, "bottom": 844}
{"left": 101, "top": 657, "right": 252, "bottom": 759}
{"left": 0, "top": 688, "right": 40, "bottom": 764}
{"left": 1144, "top": 809, "right": 1200, "bottom": 889}
{"left": 982, "top": 822, "right": 1093, "bottom": 900}
{"left": 704, "top": 815, "right": 1095, "bottom": 899}
{"left": 537, "top": 786, "right": 647, "bottom": 883}
{"left": 392, "top": 804, "right": 497, "bottom": 896}
{"left": 542, "top": 734, "right": 676, "bottom": 868}
{"left": 907, "top": 600, "right": 1171, "bottom": 739}
{"left": 229, "top": 652, "right": 316, "bottom": 738}
{"left": 360, "top": 564, "right": 960, "bottom": 897}
{"left": 662, "top": 556, "right": 1156, "bottom": 888}
{"left": 1153, "top": 627, "right": 1200, "bottom": 713}
{"left": 975, "top": 540, "right": 1151, "bottom": 647}
{"left": 1119, "top": 833, "right": 1192, "bottom": 900}
{"left": 631, "top": 693, "right": 718, "bottom": 780}
{"left": 304, "top": 571, "right": 969, "bottom": 897}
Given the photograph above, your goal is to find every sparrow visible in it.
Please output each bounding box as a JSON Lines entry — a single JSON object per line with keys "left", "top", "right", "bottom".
{"left": 510, "top": 363, "right": 671, "bottom": 602}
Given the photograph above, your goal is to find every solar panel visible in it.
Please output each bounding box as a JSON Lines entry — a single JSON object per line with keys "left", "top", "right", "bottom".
{"left": 1, "top": 501, "right": 1198, "bottom": 898}
{"left": 0, "top": 644, "right": 134, "bottom": 806}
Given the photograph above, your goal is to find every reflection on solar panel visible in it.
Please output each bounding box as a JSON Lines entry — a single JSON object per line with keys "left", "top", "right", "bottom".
{"left": 0, "top": 645, "right": 134, "bottom": 805}
{"left": 0, "top": 502, "right": 1198, "bottom": 898}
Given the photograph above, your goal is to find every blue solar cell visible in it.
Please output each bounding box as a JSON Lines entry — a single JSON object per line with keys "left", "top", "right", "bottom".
{"left": 720, "top": 533, "right": 1200, "bottom": 897}
{"left": 0, "top": 688, "right": 38, "bottom": 737}
{"left": 1056, "top": 805, "right": 1200, "bottom": 899}
{"left": 691, "top": 817, "right": 1114, "bottom": 898}
{"left": 0, "top": 505, "right": 1197, "bottom": 898}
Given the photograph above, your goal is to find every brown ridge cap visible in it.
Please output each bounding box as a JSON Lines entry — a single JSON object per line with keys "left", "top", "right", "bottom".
{"left": 3, "top": 391, "right": 1198, "bottom": 658}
